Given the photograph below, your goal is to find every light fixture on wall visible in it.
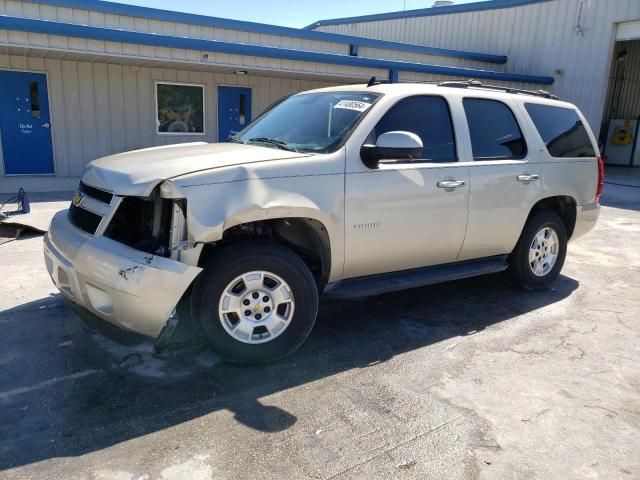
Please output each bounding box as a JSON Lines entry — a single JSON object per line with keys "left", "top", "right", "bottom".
{"left": 234, "top": 70, "right": 248, "bottom": 75}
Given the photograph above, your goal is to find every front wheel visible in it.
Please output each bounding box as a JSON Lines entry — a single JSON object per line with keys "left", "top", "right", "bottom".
{"left": 191, "top": 242, "right": 319, "bottom": 364}
{"left": 508, "top": 210, "right": 568, "bottom": 290}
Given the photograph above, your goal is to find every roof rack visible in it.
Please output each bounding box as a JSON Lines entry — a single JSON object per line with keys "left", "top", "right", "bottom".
{"left": 437, "top": 79, "right": 558, "bottom": 100}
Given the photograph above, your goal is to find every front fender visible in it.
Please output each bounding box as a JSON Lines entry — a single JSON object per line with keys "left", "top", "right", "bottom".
{"left": 181, "top": 174, "right": 345, "bottom": 282}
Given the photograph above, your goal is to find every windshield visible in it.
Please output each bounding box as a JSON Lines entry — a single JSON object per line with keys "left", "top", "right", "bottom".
{"left": 230, "top": 91, "right": 380, "bottom": 153}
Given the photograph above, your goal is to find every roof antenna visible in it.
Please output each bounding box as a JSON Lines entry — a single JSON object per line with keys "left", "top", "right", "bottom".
{"left": 367, "top": 76, "right": 377, "bottom": 87}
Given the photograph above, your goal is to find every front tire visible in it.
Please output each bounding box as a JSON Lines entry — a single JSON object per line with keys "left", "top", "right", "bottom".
{"left": 191, "top": 242, "right": 319, "bottom": 364}
{"left": 508, "top": 210, "right": 567, "bottom": 290}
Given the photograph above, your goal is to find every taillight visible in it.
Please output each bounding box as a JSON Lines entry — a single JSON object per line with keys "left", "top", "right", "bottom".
{"left": 595, "top": 155, "right": 605, "bottom": 203}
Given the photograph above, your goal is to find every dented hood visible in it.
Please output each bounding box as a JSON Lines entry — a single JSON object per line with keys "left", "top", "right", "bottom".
{"left": 81, "top": 142, "right": 308, "bottom": 196}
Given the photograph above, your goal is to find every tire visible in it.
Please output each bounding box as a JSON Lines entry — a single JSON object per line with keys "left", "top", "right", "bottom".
{"left": 167, "top": 120, "right": 188, "bottom": 133}
{"left": 508, "top": 210, "right": 568, "bottom": 290}
{"left": 191, "top": 242, "right": 319, "bottom": 364}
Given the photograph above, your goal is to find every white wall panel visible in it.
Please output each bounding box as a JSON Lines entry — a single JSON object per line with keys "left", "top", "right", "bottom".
{"left": 0, "top": 54, "right": 341, "bottom": 177}
{"left": 316, "top": 0, "right": 640, "bottom": 136}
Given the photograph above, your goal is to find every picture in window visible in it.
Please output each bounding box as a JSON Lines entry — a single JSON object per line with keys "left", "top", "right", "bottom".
{"left": 157, "top": 83, "right": 204, "bottom": 134}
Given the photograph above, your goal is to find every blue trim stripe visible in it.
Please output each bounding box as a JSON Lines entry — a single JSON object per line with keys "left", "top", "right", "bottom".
{"left": 306, "top": 0, "right": 552, "bottom": 29}
{"left": 17, "top": 0, "right": 507, "bottom": 64}
{"left": 0, "top": 17, "right": 553, "bottom": 85}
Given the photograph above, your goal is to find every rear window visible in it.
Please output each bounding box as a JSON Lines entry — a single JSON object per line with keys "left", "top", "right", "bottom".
{"left": 524, "top": 103, "right": 596, "bottom": 158}
{"left": 463, "top": 98, "right": 527, "bottom": 160}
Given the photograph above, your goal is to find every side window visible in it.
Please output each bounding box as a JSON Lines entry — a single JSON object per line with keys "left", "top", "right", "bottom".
{"left": 372, "top": 96, "right": 457, "bottom": 162}
{"left": 463, "top": 98, "right": 526, "bottom": 160}
{"left": 524, "top": 103, "right": 596, "bottom": 158}
{"left": 29, "top": 81, "right": 41, "bottom": 119}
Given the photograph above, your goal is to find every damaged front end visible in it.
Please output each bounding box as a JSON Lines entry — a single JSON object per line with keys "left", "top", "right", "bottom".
{"left": 44, "top": 180, "right": 202, "bottom": 341}
{"left": 104, "top": 181, "right": 193, "bottom": 262}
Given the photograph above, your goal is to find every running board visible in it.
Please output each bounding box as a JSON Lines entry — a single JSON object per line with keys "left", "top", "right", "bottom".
{"left": 324, "top": 255, "right": 509, "bottom": 299}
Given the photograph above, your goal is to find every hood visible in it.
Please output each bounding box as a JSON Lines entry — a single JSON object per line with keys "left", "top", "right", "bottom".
{"left": 81, "top": 142, "right": 308, "bottom": 196}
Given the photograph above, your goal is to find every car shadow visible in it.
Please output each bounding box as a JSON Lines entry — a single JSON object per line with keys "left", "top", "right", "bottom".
{"left": 600, "top": 183, "right": 640, "bottom": 212}
{"left": 0, "top": 273, "right": 579, "bottom": 470}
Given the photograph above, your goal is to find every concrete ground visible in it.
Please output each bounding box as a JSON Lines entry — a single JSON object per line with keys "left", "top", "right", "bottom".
{"left": 0, "top": 170, "right": 639, "bottom": 480}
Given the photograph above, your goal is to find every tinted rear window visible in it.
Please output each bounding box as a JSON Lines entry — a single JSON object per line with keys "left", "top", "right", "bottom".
{"left": 463, "top": 98, "right": 526, "bottom": 160}
{"left": 525, "top": 103, "right": 596, "bottom": 158}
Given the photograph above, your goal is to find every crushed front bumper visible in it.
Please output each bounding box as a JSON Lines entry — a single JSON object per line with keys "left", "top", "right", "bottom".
{"left": 44, "top": 210, "right": 202, "bottom": 338}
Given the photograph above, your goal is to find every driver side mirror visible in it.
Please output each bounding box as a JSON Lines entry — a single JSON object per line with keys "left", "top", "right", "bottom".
{"left": 360, "top": 131, "right": 423, "bottom": 168}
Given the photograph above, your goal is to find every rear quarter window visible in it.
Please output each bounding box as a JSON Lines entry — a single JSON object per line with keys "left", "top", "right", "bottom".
{"left": 524, "top": 103, "right": 596, "bottom": 158}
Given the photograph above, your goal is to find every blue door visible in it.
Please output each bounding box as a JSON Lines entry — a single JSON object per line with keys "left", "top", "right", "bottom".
{"left": 0, "top": 71, "right": 54, "bottom": 175}
{"left": 217, "top": 86, "right": 252, "bottom": 141}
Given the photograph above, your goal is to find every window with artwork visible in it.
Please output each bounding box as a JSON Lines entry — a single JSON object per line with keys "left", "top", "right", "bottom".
{"left": 156, "top": 83, "right": 204, "bottom": 134}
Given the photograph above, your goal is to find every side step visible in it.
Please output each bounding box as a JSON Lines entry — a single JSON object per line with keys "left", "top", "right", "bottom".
{"left": 324, "top": 255, "right": 509, "bottom": 299}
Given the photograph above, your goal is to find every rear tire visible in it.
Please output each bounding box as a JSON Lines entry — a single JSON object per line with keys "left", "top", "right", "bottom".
{"left": 508, "top": 210, "right": 567, "bottom": 290}
{"left": 191, "top": 242, "right": 318, "bottom": 364}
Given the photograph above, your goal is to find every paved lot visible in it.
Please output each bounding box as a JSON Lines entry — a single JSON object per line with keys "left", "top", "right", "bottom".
{"left": 1, "top": 175, "right": 639, "bottom": 480}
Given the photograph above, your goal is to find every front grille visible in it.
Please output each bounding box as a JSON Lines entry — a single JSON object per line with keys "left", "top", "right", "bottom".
{"left": 79, "top": 181, "right": 113, "bottom": 204}
{"left": 69, "top": 204, "right": 102, "bottom": 235}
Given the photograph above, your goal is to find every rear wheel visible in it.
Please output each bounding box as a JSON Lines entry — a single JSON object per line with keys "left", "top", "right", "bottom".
{"left": 508, "top": 210, "right": 567, "bottom": 290}
{"left": 191, "top": 242, "right": 318, "bottom": 364}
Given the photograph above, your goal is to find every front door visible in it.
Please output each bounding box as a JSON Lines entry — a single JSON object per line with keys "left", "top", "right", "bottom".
{"left": 0, "top": 71, "right": 54, "bottom": 175}
{"left": 344, "top": 95, "right": 470, "bottom": 279}
{"left": 217, "top": 86, "right": 252, "bottom": 141}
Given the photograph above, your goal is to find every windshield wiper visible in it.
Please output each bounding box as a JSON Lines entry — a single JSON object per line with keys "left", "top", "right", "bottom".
{"left": 247, "top": 137, "right": 298, "bottom": 153}
{"left": 226, "top": 135, "right": 244, "bottom": 144}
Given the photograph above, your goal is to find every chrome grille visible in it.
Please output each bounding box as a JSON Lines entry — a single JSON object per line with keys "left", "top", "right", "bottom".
{"left": 68, "top": 204, "right": 102, "bottom": 235}
{"left": 68, "top": 182, "right": 114, "bottom": 235}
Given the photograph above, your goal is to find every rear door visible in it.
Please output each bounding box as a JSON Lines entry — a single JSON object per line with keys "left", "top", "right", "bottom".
{"left": 0, "top": 70, "right": 54, "bottom": 175}
{"left": 457, "top": 97, "right": 544, "bottom": 260}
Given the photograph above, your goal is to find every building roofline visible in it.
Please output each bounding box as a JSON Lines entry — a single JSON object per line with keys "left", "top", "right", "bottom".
{"left": 0, "top": 16, "right": 554, "bottom": 85}
{"left": 304, "top": 0, "right": 552, "bottom": 29}
{"left": 16, "top": 0, "right": 507, "bottom": 64}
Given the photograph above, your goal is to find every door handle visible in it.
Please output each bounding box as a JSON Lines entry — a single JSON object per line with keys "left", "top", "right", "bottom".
{"left": 42, "top": 123, "right": 50, "bottom": 128}
{"left": 437, "top": 180, "right": 466, "bottom": 189}
{"left": 517, "top": 174, "right": 539, "bottom": 183}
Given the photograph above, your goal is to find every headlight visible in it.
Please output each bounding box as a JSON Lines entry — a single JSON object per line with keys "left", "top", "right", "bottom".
{"left": 159, "top": 180, "right": 184, "bottom": 199}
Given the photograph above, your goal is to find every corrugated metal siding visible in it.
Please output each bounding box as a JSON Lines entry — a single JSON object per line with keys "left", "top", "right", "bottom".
{"left": 0, "top": 0, "right": 344, "bottom": 55}
{"left": 0, "top": 28, "right": 391, "bottom": 82}
{"left": 0, "top": 54, "right": 339, "bottom": 176}
{"left": 357, "top": 46, "right": 503, "bottom": 70}
{"left": 315, "top": 0, "right": 640, "bottom": 136}
{"left": 0, "top": 0, "right": 506, "bottom": 70}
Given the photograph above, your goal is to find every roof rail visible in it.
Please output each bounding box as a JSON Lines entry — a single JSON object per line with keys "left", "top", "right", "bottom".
{"left": 366, "top": 76, "right": 390, "bottom": 87}
{"left": 437, "top": 79, "right": 559, "bottom": 100}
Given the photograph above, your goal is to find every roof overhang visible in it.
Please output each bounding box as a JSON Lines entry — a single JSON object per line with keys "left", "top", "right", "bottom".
{"left": 0, "top": 16, "right": 554, "bottom": 85}
{"left": 17, "top": 0, "right": 508, "bottom": 64}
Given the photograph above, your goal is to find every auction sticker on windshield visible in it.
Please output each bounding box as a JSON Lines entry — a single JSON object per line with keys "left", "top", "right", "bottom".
{"left": 333, "top": 100, "right": 372, "bottom": 112}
